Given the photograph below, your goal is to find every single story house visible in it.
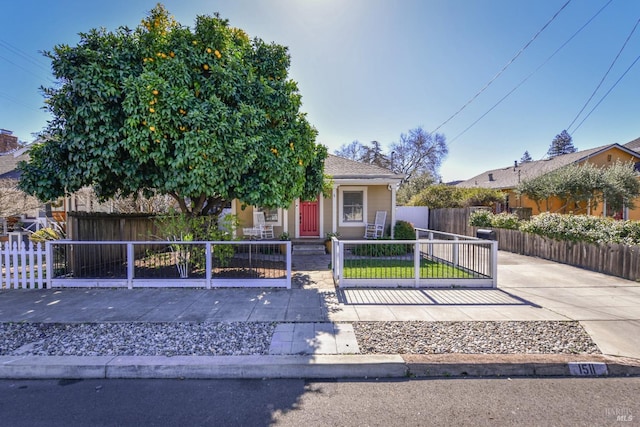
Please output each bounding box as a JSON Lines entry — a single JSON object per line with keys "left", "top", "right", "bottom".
{"left": 456, "top": 137, "right": 640, "bottom": 220}
{"left": 234, "top": 154, "right": 405, "bottom": 240}
{"left": 11, "top": 147, "right": 404, "bottom": 240}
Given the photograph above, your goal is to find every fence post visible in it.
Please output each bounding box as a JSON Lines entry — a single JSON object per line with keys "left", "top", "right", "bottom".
{"left": 205, "top": 242, "right": 212, "bottom": 289}
{"left": 286, "top": 241, "right": 292, "bottom": 289}
{"left": 127, "top": 243, "right": 134, "bottom": 289}
{"left": 491, "top": 241, "right": 498, "bottom": 288}
{"left": 414, "top": 241, "right": 420, "bottom": 287}
{"left": 45, "top": 241, "right": 52, "bottom": 289}
{"left": 453, "top": 236, "right": 459, "bottom": 267}
{"left": 428, "top": 232, "right": 434, "bottom": 257}
{"left": 336, "top": 240, "right": 343, "bottom": 286}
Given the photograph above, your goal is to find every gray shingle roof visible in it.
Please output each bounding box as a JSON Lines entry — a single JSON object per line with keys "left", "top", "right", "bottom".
{"left": 324, "top": 154, "right": 404, "bottom": 180}
{"left": 456, "top": 142, "right": 640, "bottom": 190}
{"left": 623, "top": 136, "right": 640, "bottom": 152}
{"left": 0, "top": 151, "right": 28, "bottom": 180}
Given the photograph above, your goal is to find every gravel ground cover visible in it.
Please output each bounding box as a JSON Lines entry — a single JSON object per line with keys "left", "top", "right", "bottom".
{"left": 0, "top": 320, "right": 599, "bottom": 356}
{"left": 353, "top": 321, "right": 600, "bottom": 355}
{"left": 0, "top": 322, "right": 276, "bottom": 357}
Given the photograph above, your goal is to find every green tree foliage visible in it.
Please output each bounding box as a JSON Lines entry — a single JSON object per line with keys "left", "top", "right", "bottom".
{"left": 19, "top": 4, "right": 326, "bottom": 216}
{"left": 396, "top": 172, "right": 434, "bottom": 205}
{"left": 517, "top": 161, "right": 640, "bottom": 214}
{"left": 547, "top": 130, "right": 577, "bottom": 158}
{"left": 407, "top": 185, "right": 504, "bottom": 209}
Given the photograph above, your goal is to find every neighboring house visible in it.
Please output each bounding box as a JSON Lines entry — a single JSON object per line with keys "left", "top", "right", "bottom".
{"left": 456, "top": 138, "right": 640, "bottom": 220}
{"left": 234, "top": 154, "right": 405, "bottom": 239}
{"left": 0, "top": 144, "right": 57, "bottom": 242}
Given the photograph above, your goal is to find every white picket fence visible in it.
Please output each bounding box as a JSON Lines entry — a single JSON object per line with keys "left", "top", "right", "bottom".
{"left": 0, "top": 241, "right": 47, "bottom": 289}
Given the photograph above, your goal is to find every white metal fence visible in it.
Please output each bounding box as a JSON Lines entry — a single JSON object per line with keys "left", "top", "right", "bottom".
{"left": 1, "top": 240, "right": 292, "bottom": 289}
{"left": 0, "top": 241, "right": 47, "bottom": 289}
{"left": 330, "top": 228, "right": 497, "bottom": 288}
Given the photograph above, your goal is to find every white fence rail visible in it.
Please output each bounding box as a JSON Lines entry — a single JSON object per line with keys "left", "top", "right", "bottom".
{"left": 0, "top": 241, "right": 47, "bottom": 289}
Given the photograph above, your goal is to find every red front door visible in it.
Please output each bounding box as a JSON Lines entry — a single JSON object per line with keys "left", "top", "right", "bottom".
{"left": 300, "top": 200, "right": 319, "bottom": 237}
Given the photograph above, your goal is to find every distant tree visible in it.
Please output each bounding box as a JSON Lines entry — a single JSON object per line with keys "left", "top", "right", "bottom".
{"left": 516, "top": 161, "right": 640, "bottom": 214}
{"left": 520, "top": 151, "right": 533, "bottom": 163}
{"left": 390, "top": 127, "right": 447, "bottom": 183}
{"left": 547, "top": 130, "right": 577, "bottom": 158}
{"left": 0, "top": 180, "right": 41, "bottom": 217}
{"left": 396, "top": 172, "right": 435, "bottom": 205}
{"left": 361, "top": 140, "right": 390, "bottom": 169}
{"left": 19, "top": 5, "right": 326, "bottom": 217}
{"left": 407, "top": 184, "right": 503, "bottom": 209}
{"left": 334, "top": 140, "right": 390, "bottom": 168}
{"left": 334, "top": 126, "right": 448, "bottom": 181}
{"left": 334, "top": 140, "right": 368, "bottom": 162}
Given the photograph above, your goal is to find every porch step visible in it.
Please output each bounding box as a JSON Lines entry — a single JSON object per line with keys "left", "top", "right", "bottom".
{"left": 292, "top": 244, "right": 326, "bottom": 256}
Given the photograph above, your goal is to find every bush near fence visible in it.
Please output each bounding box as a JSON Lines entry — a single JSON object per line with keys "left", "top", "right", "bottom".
{"left": 429, "top": 208, "right": 640, "bottom": 281}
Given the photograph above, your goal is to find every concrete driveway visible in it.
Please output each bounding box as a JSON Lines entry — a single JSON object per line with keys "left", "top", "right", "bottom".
{"left": 498, "top": 251, "right": 640, "bottom": 359}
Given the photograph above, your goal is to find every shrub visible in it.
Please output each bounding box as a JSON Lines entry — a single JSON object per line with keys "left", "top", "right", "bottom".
{"left": 410, "top": 185, "right": 505, "bottom": 209}
{"left": 394, "top": 220, "right": 416, "bottom": 240}
{"left": 490, "top": 212, "right": 520, "bottom": 230}
{"left": 519, "top": 212, "right": 640, "bottom": 245}
{"left": 469, "top": 209, "right": 492, "bottom": 227}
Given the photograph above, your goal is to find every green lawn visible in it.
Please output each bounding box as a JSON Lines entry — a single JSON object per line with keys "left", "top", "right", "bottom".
{"left": 343, "top": 258, "right": 474, "bottom": 279}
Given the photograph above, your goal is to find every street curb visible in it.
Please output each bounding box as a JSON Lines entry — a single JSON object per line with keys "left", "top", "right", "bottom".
{"left": 402, "top": 354, "right": 640, "bottom": 378}
{"left": 0, "top": 355, "right": 407, "bottom": 379}
{"left": 1, "top": 354, "right": 639, "bottom": 380}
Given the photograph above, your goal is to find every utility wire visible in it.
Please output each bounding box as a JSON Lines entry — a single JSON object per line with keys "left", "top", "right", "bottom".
{"left": 0, "top": 39, "right": 51, "bottom": 75}
{"left": 567, "top": 16, "right": 640, "bottom": 132}
{"left": 448, "top": 0, "right": 613, "bottom": 144}
{"left": 572, "top": 53, "right": 640, "bottom": 135}
{"left": 430, "top": 0, "right": 573, "bottom": 135}
{"left": 0, "top": 91, "right": 42, "bottom": 112}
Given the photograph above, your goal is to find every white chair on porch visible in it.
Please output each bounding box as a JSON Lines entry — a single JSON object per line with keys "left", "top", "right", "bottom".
{"left": 253, "top": 211, "right": 274, "bottom": 239}
{"left": 364, "top": 211, "right": 387, "bottom": 239}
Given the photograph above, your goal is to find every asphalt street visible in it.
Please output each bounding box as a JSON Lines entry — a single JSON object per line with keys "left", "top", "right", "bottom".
{"left": 0, "top": 377, "right": 638, "bottom": 427}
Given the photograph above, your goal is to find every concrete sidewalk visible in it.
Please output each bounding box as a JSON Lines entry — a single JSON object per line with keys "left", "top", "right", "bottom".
{"left": 0, "top": 251, "right": 639, "bottom": 378}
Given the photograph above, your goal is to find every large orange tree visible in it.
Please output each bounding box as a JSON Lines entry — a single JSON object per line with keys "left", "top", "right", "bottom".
{"left": 20, "top": 4, "right": 326, "bottom": 216}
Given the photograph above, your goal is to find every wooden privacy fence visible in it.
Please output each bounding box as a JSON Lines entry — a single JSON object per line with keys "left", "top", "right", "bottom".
{"left": 429, "top": 208, "right": 640, "bottom": 281}
{"left": 480, "top": 228, "right": 640, "bottom": 281}
{"left": 67, "top": 213, "right": 159, "bottom": 241}
{"left": 0, "top": 241, "right": 47, "bottom": 289}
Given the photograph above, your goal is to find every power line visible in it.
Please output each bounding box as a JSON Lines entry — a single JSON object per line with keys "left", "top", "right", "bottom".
{"left": 0, "top": 53, "right": 54, "bottom": 84}
{"left": 0, "top": 91, "right": 42, "bottom": 112}
{"left": 430, "top": 0, "right": 573, "bottom": 135}
{"left": 572, "top": 53, "right": 640, "bottom": 135}
{"left": 567, "top": 16, "right": 640, "bottom": 132}
{"left": 448, "top": 0, "right": 613, "bottom": 145}
{"left": 0, "top": 39, "right": 51, "bottom": 75}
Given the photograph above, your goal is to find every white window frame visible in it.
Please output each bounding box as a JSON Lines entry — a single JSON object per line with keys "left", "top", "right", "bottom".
{"left": 255, "top": 206, "right": 283, "bottom": 226}
{"left": 339, "top": 186, "right": 367, "bottom": 227}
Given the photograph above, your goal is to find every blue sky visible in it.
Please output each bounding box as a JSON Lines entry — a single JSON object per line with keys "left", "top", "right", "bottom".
{"left": 2, "top": 0, "right": 639, "bottom": 182}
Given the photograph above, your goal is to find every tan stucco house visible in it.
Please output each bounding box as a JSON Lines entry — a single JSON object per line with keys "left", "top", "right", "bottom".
{"left": 456, "top": 137, "right": 640, "bottom": 220}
